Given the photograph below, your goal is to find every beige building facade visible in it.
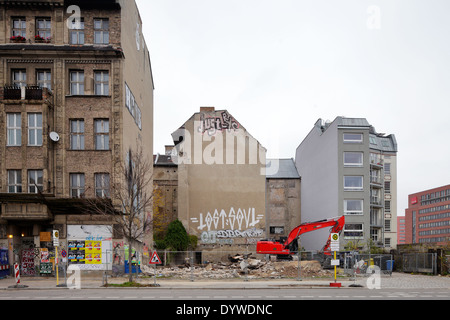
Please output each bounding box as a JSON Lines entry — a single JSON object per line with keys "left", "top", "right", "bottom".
{"left": 170, "top": 107, "right": 267, "bottom": 258}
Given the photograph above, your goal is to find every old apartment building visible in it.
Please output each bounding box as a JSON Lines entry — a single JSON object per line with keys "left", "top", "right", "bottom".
{"left": 296, "top": 117, "right": 398, "bottom": 252}
{"left": 0, "top": 0, "right": 153, "bottom": 274}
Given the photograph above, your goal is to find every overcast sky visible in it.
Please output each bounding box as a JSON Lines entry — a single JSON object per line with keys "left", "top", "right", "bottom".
{"left": 136, "top": 0, "right": 450, "bottom": 217}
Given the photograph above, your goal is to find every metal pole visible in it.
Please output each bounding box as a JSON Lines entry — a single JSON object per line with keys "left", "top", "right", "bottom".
{"left": 297, "top": 249, "right": 302, "bottom": 281}
{"left": 190, "top": 251, "right": 194, "bottom": 282}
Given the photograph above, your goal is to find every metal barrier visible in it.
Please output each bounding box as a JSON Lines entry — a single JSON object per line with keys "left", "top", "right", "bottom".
{"left": 343, "top": 253, "right": 394, "bottom": 277}
{"left": 402, "top": 253, "right": 437, "bottom": 275}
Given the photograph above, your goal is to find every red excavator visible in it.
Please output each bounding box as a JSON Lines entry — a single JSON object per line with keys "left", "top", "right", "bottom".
{"left": 257, "top": 216, "right": 345, "bottom": 260}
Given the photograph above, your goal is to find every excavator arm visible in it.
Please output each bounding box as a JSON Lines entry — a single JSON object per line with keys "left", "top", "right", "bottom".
{"left": 257, "top": 216, "right": 345, "bottom": 256}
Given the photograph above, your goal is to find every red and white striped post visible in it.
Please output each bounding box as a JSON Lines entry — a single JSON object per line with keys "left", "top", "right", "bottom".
{"left": 14, "top": 263, "right": 20, "bottom": 285}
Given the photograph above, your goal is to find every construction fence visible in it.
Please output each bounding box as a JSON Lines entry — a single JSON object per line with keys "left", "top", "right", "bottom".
{"left": 4, "top": 248, "right": 445, "bottom": 280}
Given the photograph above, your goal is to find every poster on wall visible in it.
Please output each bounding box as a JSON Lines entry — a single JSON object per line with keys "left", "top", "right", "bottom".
{"left": 67, "top": 225, "right": 112, "bottom": 271}
{"left": 21, "top": 249, "right": 35, "bottom": 276}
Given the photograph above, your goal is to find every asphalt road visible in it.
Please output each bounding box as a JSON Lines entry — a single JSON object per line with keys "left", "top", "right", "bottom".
{"left": 1, "top": 287, "right": 449, "bottom": 300}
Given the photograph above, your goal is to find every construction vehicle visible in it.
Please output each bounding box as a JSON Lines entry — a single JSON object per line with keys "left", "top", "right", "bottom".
{"left": 256, "top": 216, "right": 345, "bottom": 263}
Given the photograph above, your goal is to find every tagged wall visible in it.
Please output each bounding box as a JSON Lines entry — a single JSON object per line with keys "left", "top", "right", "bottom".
{"left": 174, "top": 108, "right": 267, "bottom": 248}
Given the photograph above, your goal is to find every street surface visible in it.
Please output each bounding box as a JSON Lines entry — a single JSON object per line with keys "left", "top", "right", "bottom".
{"left": 1, "top": 287, "right": 449, "bottom": 300}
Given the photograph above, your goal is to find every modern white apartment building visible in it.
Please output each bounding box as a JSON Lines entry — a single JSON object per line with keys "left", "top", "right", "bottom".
{"left": 295, "top": 117, "right": 398, "bottom": 251}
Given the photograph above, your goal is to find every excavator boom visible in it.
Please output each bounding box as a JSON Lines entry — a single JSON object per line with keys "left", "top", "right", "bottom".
{"left": 257, "top": 216, "right": 345, "bottom": 256}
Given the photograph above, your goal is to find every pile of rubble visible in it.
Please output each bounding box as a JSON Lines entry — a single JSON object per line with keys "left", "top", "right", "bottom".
{"left": 140, "top": 254, "right": 334, "bottom": 280}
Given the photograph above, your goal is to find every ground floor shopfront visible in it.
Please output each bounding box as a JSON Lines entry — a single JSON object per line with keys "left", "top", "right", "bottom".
{"left": 0, "top": 197, "right": 150, "bottom": 278}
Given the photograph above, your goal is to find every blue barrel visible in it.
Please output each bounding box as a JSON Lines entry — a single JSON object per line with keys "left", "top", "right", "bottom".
{"left": 386, "top": 260, "right": 394, "bottom": 271}
{"left": 124, "top": 261, "right": 141, "bottom": 274}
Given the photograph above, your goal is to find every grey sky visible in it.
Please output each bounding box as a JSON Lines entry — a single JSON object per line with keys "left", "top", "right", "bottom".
{"left": 136, "top": 0, "right": 450, "bottom": 217}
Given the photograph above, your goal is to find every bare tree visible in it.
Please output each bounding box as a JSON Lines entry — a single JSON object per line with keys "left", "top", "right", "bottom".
{"left": 83, "top": 142, "right": 153, "bottom": 282}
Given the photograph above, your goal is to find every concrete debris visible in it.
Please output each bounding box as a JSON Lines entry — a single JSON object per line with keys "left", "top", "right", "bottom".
{"left": 140, "top": 255, "right": 334, "bottom": 280}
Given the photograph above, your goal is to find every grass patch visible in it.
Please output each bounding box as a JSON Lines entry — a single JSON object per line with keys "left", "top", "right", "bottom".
{"left": 105, "top": 281, "right": 160, "bottom": 288}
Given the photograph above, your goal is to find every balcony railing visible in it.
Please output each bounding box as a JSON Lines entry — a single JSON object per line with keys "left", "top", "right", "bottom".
{"left": 2, "top": 85, "right": 52, "bottom": 102}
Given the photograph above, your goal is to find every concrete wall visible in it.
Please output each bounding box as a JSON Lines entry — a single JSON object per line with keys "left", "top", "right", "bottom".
{"left": 295, "top": 120, "right": 339, "bottom": 251}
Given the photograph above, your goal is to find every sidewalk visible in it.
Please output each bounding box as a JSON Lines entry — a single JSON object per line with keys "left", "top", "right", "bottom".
{"left": 0, "top": 275, "right": 363, "bottom": 290}
{"left": 1, "top": 273, "right": 450, "bottom": 290}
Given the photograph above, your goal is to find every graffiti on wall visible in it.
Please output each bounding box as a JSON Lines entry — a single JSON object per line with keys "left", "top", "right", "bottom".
{"left": 191, "top": 207, "right": 264, "bottom": 245}
{"left": 199, "top": 111, "right": 240, "bottom": 136}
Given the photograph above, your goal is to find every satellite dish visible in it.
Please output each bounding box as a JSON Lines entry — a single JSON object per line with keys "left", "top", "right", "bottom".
{"left": 49, "top": 132, "right": 60, "bottom": 142}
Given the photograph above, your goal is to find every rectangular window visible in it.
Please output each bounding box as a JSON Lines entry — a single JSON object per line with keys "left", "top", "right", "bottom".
{"left": 69, "top": 17, "right": 85, "bottom": 45}
{"left": 385, "top": 200, "right": 391, "bottom": 213}
{"left": 8, "top": 170, "right": 22, "bottom": 193}
{"left": 343, "top": 133, "right": 363, "bottom": 143}
{"left": 28, "top": 170, "right": 44, "bottom": 193}
{"left": 70, "top": 120, "right": 85, "bottom": 150}
{"left": 344, "top": 152, "right": 363, "bottom": 167}
{"left": 384, "top": 163, "right": 391, "bottom": 175}
{"left": 70, "top": 173, "right": 85, "bottom": 198}
{"left": 344, "top": 176, "right": 363, "bottom": 191}
{"left": 344, "top": 224, "right": 364, "bottom": 239}
{"left": 36, "top": 70, "right": 52, "bottom": 91}
{"left": 36, "top": 18, "right": 51, "bottom": 40}
{"left": 94, "top": 119, "right": 109, "bottom": 150}
{"left": 95, "top": 173, "right": 110, "bottom": 198}
{"left": 385, "top": 219, "right": 391, "bottom": 232}
{"left": 28, "top": 113, "right": 43, "bottom": 146}
{"left": 344, "top": 200, "right": 363, "bottom": 215}
{"left": 94, "top": 71, "right": 109, "bottom": 95}
{"left": 70, "top": 71, "right": 84, "bottom": 95}
{"left": 12, "top": 18, "right": 26, "bottom": 38}
{"left": 384, "top": 181, "right": 391, "bottom": 194}
{"left": 94, "top": 18, "right": 109, "bottom": 44}
{"left": 7, "top": 113, "right": 22, "bottom": 146}
{"left": 12, "top": 69, "right": 26, "bottom": 88}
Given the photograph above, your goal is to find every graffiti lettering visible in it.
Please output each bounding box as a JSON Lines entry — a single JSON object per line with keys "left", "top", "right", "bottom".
{"left": 199, "top": 111, "right": 240, "bottom": 136}
{"left": 192, "top": 207, "right": 264, "bottom": 232}
{"left": 201, "top": 228, "right": 263, "bottom": 244}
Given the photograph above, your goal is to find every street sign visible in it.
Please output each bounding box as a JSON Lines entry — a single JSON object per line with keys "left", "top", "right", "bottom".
{"left": 149, "top": 251, "right": 162, "bottom": 265}
{"left": 61, "top": 250, "right": 67, "bottom": 258}
{"left": 330, "top": 233, "right": 340, "bottom": 252}
{"left": 53, "top": 230, "right": 60, "bottom": 247}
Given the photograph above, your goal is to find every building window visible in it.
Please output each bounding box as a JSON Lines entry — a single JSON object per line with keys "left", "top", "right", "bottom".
{"left": 70, "top": 120, "right": 85, "bottom": 150}
{"left": 94, "top": 71, "right": 109, "bottom": 95}
{"left": 344, "top": 176, "right": 363, "bottom": 191}
{"left": 385, "top": 181, "right": 391, "bottom": 194}
{"left": 36, "top": 70, "right": 52, "bottom": 91}
{"left": 12, "top": 18, "right": 26, "bottom": 38}
{"left": 270, "top": 226, "right": 285, "bottom": 235}
{"left": 94, "top": 18, "right": 109, "bottom": 44}
{"left": 94, "top": 119, "right": 109, "bottom": 150}
{"left": 95, "top": 173, "right": 110, "bottom": 198}
{"left": 7, "top": 113, "right": 22, "bottom": 146}
{"left": 344, "top": 152, "right": 363, "bottom": 167}
{"left": 343, "top": 133, "right": 363, "bottom": 143}
{"left": 70, "top": 173, "right": 85, "bottom": 198}
{"left": 384, "top": 163, "right": 391, "bottom": 175}
{"left": 70, "top": 71, "right": 84, "bottom": 95}
{"left": 385, "top": 219, "right": 391, "bottom": 232}
{"left": 12, "top": 69, "right": 26, "bottom": 88}
{"left": 344, "top": 224, "right": 364, "bottom": 239}
{"left": 385, "top": 200, "right": 391, "bottom": 213}
{"left": 344, "top": 200, "right": 363, "bottom": 215}
{"left": 8, "top": 170, "right": 22, "bottom": 193}
{"left": 69, "top": 17, "right": 84, "bottom": 45}
{"left": 36, "top": 18, "right": 51, "bottom": 40}
{"left": 28, "top": 170, "right": 44, "bottom": 193}
{"left": 28, "top": 113, "right": 43, "bottom": 146}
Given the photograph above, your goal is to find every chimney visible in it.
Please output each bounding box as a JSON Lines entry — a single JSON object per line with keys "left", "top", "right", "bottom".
{"left": 200, "top": 106, "right": 215, "bottom": 113}
{"left": 165, "top": 145, "right": 175, "bottom": 156}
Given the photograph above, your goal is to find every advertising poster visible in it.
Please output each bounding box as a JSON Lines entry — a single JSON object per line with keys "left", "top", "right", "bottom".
{"left": 67, "top": 225, "right": 112, "bottom": 270}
